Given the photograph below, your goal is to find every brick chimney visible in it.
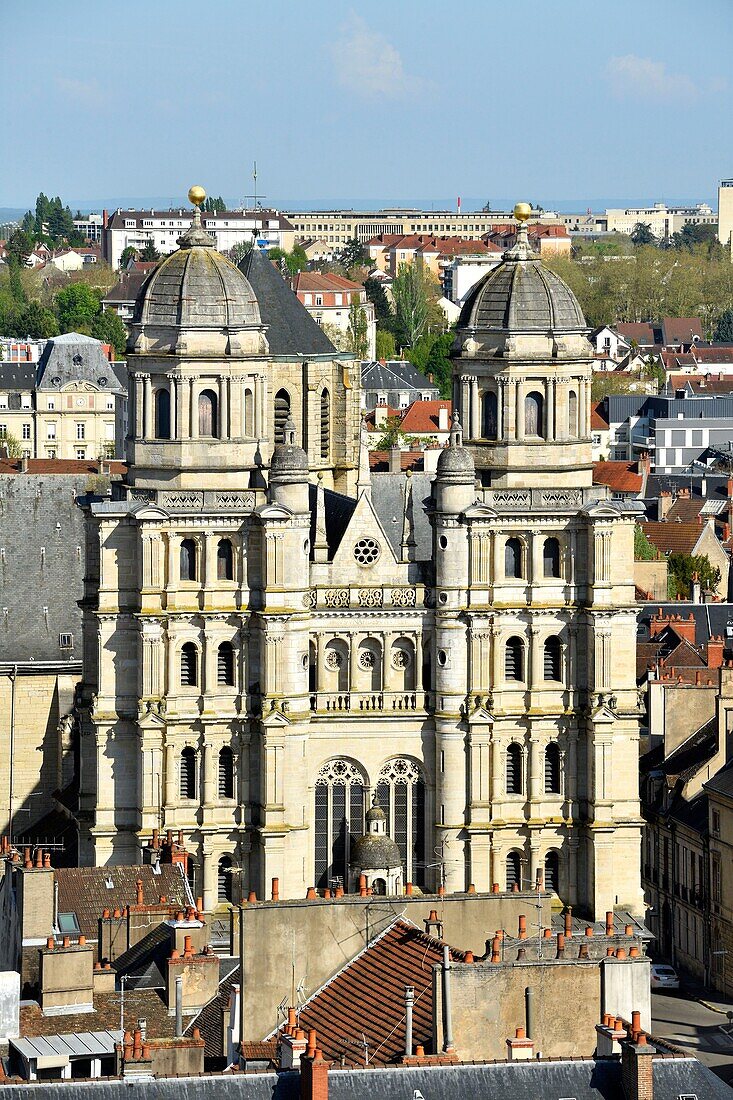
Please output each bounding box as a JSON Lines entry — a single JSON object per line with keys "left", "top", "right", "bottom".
{"left": 621, "top": 1032, "right": 655, "bottom": 1100}
{"left": 506, "top": 1026, "right": 534, "bottom": 1061}
{"left": 301, "top": 1044, "right": 330, "bottom": 1100}
{"left": 708, "top": 635, "right": 725, "bottom": 669}
{"left": 389, "top": 443, "right": 402, "bottom": 473}
{"left": 281, "top": 1027, "right": 308, "bottom": 1069}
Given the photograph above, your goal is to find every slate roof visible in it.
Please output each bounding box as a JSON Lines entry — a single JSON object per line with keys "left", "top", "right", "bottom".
{"left": 371, "top": 471, "right": 434, "bottom": 561}
{"left": 184, "top": 959, "right": 240, "bottom": 1061}
{"left": 0, "top": 362, "right": 36, "bottom": 390}
{"left": 55, "top": 865, "right": 192, "bottom": 940}
{"left": 36, "top": 332, "right": 126, "bottom": 392}
{"left": 19, "top": 987, "right": 195, "bottom": 1042}
{"left": 637, "top": 601, "right": 733, "bottom": 651}
{"left": 102, "top": 271, "right": 148, "bottom": 305}
{"left": 308, "top": 484, "right": 357, "bottom": 561}
{"left": 239, "top": 249, "right": 336, "bottom": 356}
{"left": 361, "top": 360, "right": 437, "bottom": 393}
{"left": 458, "top": 255, "right": 586, "bottom": 332}
{"left": 704, "top": 759, "right": 733, "bottom": 801}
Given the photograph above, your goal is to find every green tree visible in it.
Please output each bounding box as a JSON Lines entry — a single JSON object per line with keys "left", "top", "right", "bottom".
{"left": 267, "top": 245, "right": 307, "bottom": 275}
{"left": 55, "top": 283, "right": 101, "bottom": 333}
{"left": 364, "top": 277, "right": 394, "bottom": 330}
{"left": 591, "top": 373, "right": 634, "bottom": 401}
{"left": 47, "top": 197, "right": 74, "bottom": 241}
{"left": 203, "top": 195, "right": 226, "bottom": 213}
{"left": 5, "top": 229, "right": 33, "bottom": 266}
{"left": 667, "top": 552, "right": 720, "bottom": 599}
{"left": 226, "top": 240, "right": 253, "bottom": 265}
{"left": 375, "top": 329, "right": 395, "bottom": 360}
{"left": 139, "top": 240, "right": 160, "bottom": 262}
{"left": 392, "top": 262, "right": 429, "bottom": 348}
{"left": 119, "top": 245, "right": 137, "bottom": 268}
{"left": 92, "top": 308, "right": 128, "bottom": 357}
{"left": 424, "top": 331, "right": 454, "bottom": 398}
{"left": 405, "top": 332, "right": 436, "bottom": 372}
{"left": 671, "top": 223, "right": 719, "bottom": 252}
{"left": 714, "top": 308, "right": 733, "bottom": 342}
{"left": 631, "top": 222, "right": 656, "bottom": 247}
{"left": 347, "top": 300, "right": 369, "bottom": 359}
{"left": 374, "top": 414, "right": 417, "bottom": 451}
{"left": 337, "top": 237, "right": 367, "bottom": 268}
{"left": 634, "top": 525, "right": 656, "bottom": 561}
{"left": 16, "top": 301, "right": 59, "bottom": 339}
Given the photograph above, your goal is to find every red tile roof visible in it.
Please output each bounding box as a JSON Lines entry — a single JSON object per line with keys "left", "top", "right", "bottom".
{"left": 662, "top": 316, "right": 703, "bottom": 345}
{"left": 0, "top": 459, "right": 126, "bottom": 476}
{"left": 364, "top": 406, "right": 400, "bottom": 430}
{"left": 669, "top": 372, "right": 733, "bottom": 394}
{"left": 369, "top": 450, "right": 424, "bottom": 472}
{"left": 592, "top": 460, "right": 642, "bottom": 493}
{"left": 400, "top": 400, "right": 452, "bottom": 434}
{"left": 640, "top": 521, "right": 707, "bottom": 556}
{"left": 616, "top": 323, "right": 656, "bottom": 345}
{"left": 590, "top": 401, "right": 609, "bottom": 429}
{"left": 294, "top": 920, "right": 465, "bottom": 1065}
{"left": 293, "top": 272, "right": 363, "bottom": 293}
{"left": 55, "top": 864, "right": 192, "bottom": 940}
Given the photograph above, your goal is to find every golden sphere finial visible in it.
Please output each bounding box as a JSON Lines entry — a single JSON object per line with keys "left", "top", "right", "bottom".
{"left": 188, "top": 185, "right": 206, "bottom": 207}
{"left": 513, "top": 202, "right": 532, "bottom": 223}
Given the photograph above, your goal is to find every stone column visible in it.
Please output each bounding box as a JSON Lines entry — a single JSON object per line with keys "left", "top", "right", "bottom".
{"left": 527, "top": 626, "right": 540, "bottom": 689}
{"left": 490, "top": 736, "right": 502, "bottom": 806}
{"left": 496, "top": 380, "right": 504, "bottom": 439}
{"left": 220, "top": 377, "right": 229, "bottom": 440}
{"left": 181, "top": 377, "right": 190, "bottom": 440}
{"left": 470, "top": 377, "right": 480, "bottom": 440}
{"left": 203, "top": 742, "right": 215, "bottom": 807}
{"left": 515, "top": 381, "right": 524, "bottom": 441}
{"left": 548, "top": 380, "right": 556, "bottom": 441}
{"left": 349, "top": 634, "right": 361, "bottom": 695}
{"left": 566, "top": 730, "right": 578, "bottom": 807}
{"left": 461, "top": 377, "right": 470, "bottom": 437}
{"left": 529, "top": 735, "right": 542, "bottom": 802}
{"left": 164, "top": 741, "right": 177, "bottom": 810}
{"left": 143, "top": 376, "right": 153, "bottom": 439}
{"left": 202, "top": 844, "right": 216, "bottom": 914}
{"left": 190, "top": 379, "right": 198, "bottom": 438}
{"left": 134, "top": 375, "right": 144, "bottom": 437}
{"left": 170, "top": 379, "right": 178, "bottom": 440}
{"left": 580, "top": 379, "right": 588, "bottom": 438}
{"left": 414, "top": 631, "right": 423, "bottom": 693}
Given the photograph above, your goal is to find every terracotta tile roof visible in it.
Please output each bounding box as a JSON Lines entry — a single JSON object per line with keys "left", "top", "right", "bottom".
{"left": 20, "top": 987, "right": 194, "bottom": 1041}
{"left": 592, "top": 460, "right": 642, "bottom": 493}
{"left": 640, "top": 521, "right": 706, "bottom": 556}
{"left": 0, "top": 459, "right": 126, "bottom": 476}
{"left": 616, "top": 322, "right": 656, "bottom": 345}
{"left": 363, "top": 406, "right": 400, "bottom": 430}
{"left": 293, "top": 920, "right": 466, "bottom": 1066}
{"left": 241, "top": 1041, "right": 277, "bottom": 1064}
{"left": 662, "top": 317, "right": 704, "bottom": 345}
{"left": 292, "top": 272, "right": 363, "bottom": 293}
{"left": 669, "top": 372, "right": 733, "bottom": 394}
{"left": 55, "top": 865, "right": 192, "bottom": 940}
{"left": 366, "top": 234, "right": 404, "bottom": 247}
{"left": 369, "top": 451, "right": 424, "bottom": 472}
{"left": 399, "top": 400, "right": 452, "bottom": 434}
{"left": 665, "top": 498, "right": 705, "bottom": 524}
{"left": 590, "top": 401, "right": 609, "bottom": 429}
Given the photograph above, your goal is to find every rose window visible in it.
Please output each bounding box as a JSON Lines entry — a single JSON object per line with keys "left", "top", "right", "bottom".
{"left": 354, "top": 538, "right": 380, "bottom": 566}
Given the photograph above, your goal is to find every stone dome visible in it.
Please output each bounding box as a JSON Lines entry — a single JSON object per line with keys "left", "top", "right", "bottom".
{"left": 458, "top": 232, "right": 586, "bottom": 334}
{"left": 436, "top": 414, "right": 475, "bottom": 480}
{"left": 270, "top": 416, "right": 308, "bottom": 476}
{"left": 350, "top": 831, "right": 402, "bottom": 872}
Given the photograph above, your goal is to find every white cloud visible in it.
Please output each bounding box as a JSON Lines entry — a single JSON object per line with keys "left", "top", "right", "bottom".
{"left": 330, "top": 14, "right": 430, "bottom": 100}
{"left": 606, "top": 55, "right": 702, "bottom": 102}
{"left": 54, "top": 76, "right": 107, "bottom": 107}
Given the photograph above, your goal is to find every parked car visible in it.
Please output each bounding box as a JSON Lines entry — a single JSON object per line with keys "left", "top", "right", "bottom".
{"left": 650, "top": 963, "right": 680, "bottom": 992}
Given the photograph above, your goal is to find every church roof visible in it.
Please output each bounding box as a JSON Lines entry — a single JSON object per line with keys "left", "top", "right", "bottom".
{"left": 239, "top": 248, "right": 337, "bottom": 356}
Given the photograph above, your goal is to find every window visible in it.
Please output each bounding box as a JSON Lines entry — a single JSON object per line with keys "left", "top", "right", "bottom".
{"left": 218, "top": 747, "right": 234, "bottom": 798}
{"left": 155, "top": 388, "right": 171, "bottom": 439}
{"left": 320, "top": 388, "right": 330, "bottom": 459}
{"left": 180, "top": 642, "right": 198, "bottom": 687}
{"left": 106, "top": 398, "right": 114, "bottom": 410}
{"left": 198, "top": 389, "right": 218, "bottom": 437}
{"left": 568, "top": 390, "right": 578, "bottom": 437}
{"left": 0, "top": 425, "right": 5, "bottom": 439}
{"left": 506, "top": 743, "right": 522, "bottom": 794}
{"left": 47, "top": 398, "right": 55, "bottom": 411}
{"left": 180, "top": 747, "right": 197, "bottom": 799}
{"left": 544, "top": 850, "right": 559, "bottom": 893}
{"left": 244, "top": 389, "right": 254, "bottom": 437}
{"left": 180, "top": 538, "right": 197, "bottom": 582}
{"left": 0, "top": 397, "right": 7, "bottom": 409}
{"left": 21, "top": 394, "right": 31, "bottom": 409}
{"left": 543, "top": 537, "right": 561, "bottom": 578}
{"left": 217, "top": 539, "right": 234, "bottom": 581}
{"left": 543, "top": 636, "right": 562, "bottom": 681}
{"left": 274, "top": 389, "right": 290, "bottom": 445}
{"left": 504, "top": 537, "right": 522, "bottom": 579}
{"left": 506, "top": 850, "right": 522, "bottom": 890}
{"left": 47, "top": 424, "right": 57, "bottom": 440}
{"left": 376, "top": 758, "right": 426, "bottom": 888}
{"left": 712, "top": 810, "right": 721, "bottom": 836}
{"left": 59, "top": 632, "right": 74, "bottom": 649}
{"left": 217, "top": 642, "right": 235, "bottom": 686}
{"left": 482, "top": 391, "right": 498, "bottom": 439}
{"left": 314, "top": 759, "right": 366, "bottom": 891}
{"left": 218, "top": 855, "right": 233, "bottom": 902}
{"left": 544, "top": 742, "right": 561, "bottom": 793}
{"left": 524, "top": 391, "right": 544, "bottom": 437}
{"left": 76, "top": 423, "right": 85, "bottom": 440}
{"left": 76, "top": 448, "right": 86, "bottom": 460}
{"left": 21, "top": 423, "right": 31, "bottom": 440}
{"left": 505, "top": 637, "right": 524, "bottom": 681}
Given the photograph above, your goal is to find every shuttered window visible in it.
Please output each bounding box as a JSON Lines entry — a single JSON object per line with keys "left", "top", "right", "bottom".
{"left": 506, "top": 743, "right": 522, "bottom": 794}
{"left": 505, "top": 637, "right": 524, "bottom": 681}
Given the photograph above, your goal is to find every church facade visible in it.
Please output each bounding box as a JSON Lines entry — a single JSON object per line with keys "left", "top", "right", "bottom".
{"left": 75, "top": 198, "right": 644, "bottom": 919}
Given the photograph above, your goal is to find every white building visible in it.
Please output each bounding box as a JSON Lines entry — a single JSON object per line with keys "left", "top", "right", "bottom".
{"left": 442, "top": 253, "right": 503, "bottom": 305}
{"left": 73, "top": 214, "right": 104, "bottom": 242}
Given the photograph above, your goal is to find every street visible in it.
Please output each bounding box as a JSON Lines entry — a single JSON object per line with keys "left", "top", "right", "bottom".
{"left": 652, "top": 989, "right": 733, "bottom": 1089}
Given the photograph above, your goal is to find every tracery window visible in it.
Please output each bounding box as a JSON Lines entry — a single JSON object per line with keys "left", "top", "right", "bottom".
{"left": 314, "top": 759, "right": 366, "bottom": 891}
{"left": 376, "top": 758, "right": 426, "bottom": 888}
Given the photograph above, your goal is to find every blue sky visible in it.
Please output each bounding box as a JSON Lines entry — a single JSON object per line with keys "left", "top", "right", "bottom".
{"left": 3, "top": 0, "right": 732, "bottom": 212}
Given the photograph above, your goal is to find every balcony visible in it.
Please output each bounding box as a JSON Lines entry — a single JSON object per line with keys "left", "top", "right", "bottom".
{"left": 310, "top": 691, "right": 429, "bottom": 714}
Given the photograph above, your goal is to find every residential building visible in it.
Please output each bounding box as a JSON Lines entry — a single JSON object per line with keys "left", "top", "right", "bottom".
{"left": 361, "top": 360, "right": 440, "bottom": 410}
{"left": 718, "top": 179, "right": 733, "bottom": 258}
{"left": 287, "top": 207, "right": 563, "bottom": 246}
{"left": 102, "top": 209, "right": 295, "bottom": 269}
{"left": 482, "top": 222, "right": 572, "bottom": 257}
{"left": 603, "top": 390, "right": 733, "bottom": 473}
{"left": 640, "top": 518, "right": 729, "bottom": 597}
{"left": 291, "top": 272, "right": 376, "bottom": 359}
{"left": 604, "top": 203, "right": 716, "bottom": 240}
{"left": 50, "top": 247, "right": 101, "bottom": 272}
{"left": 366, "top": 399, "right": 452, "bottom": 450}
{"left": 102, "top": 271, "right": 149, "bottom": 323}
{"left": 73, "top": 213, "right": 104, "bottom": 242}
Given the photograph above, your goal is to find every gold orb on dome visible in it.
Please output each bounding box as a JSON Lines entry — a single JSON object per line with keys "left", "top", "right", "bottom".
{"left": 513, "top": 202, "right": 532, "bottom": 222}
{"left": 188, "top": 185, "right": 206, "bottom": 207}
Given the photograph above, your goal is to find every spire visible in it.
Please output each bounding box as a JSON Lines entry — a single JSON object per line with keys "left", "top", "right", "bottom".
{"left": 314, "top": 472, "right": 329, "bottom": 563}
{"left": 401, "top": 469, "right": 416, "bottom": 562}
{"left": 503, "top": 201, "right": 537, "bottom": 262}
{"left": 356, "top": 413, "right": 371, "bottom": 499}
{"left": 177, "top": 185, "right": 216, "bottom": 250}
{"left": 283, "top": 414, "right": 297, "bottom": 447}
{"left": 450, "top": 411, "right": 464, "bottom": 449}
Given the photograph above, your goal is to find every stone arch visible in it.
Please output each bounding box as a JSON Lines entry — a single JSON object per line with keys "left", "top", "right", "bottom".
{"left": 180, "top": 641, "right": 198, "bottom": 687}
{"left": 180, "top": 746, "right": 197, "bottom": 799}
{"left": 524, "top": 390, "right": 544, "bottom": 437}
{"left": 198, "top": 388, "right": 218, "bottom": 437}
{"left": 217, "top": 854, "right": 233, "bottom": 903}
{"left": 504, "top": 637, "right": 525, "bottom": 682}
{"left": 357, "top": 637, "right": 382, "bottom": 692}
{"left": 506, "top": 849, "right": 522, "bottom": 891}
{"left": 376, "top": 757, "right": 426, "bottom": 889}
{"left": 542, "top": 536, "right": 561, "bottom": 579}
{"left": 544, "top": 848, "right": 560, "bottom": 893}
{"left": 217, "top": 641, "right": 235, "bottom": 687}
{"left": 274, "top": 389, "right": 291, "bottom": 445}
{"left": 218, "top": 746, "right": 234, "bottom": 799}
{"left": 544, "top": 742, "right": 561, "bottom": 794}
{"left": 505, "top": 742, "right": 523, "bottom": 794}
{"left": 390, "top": 637, "right": 415, "bottom": 691}
{"left": 482, "top": 390, "right": 498, "bottom": 439}
{"left": 504, "top": 536, "right": 524, "bottom": 579}
{"left": 323, "top": 638, "right": 349, "bottom": 693}
{"left": 568, "top": 389, "right": 578, "bottom": 437}
{"left": 154, "top": 387, "right": 171, "bottom": 439}
{"left": 314, "top": 757, "right": 368, "bottom": 891}
{"left": 179, "top": 538, "right": 198, "bottom": 582}
{"left": 543, "top": 635, "right": 563, "bottom": 682}
{"left": 244, "top": 388, "right": 255, "bottom": 438}
{"left": 217, "top": 538, "right": 234, "bottom": 581}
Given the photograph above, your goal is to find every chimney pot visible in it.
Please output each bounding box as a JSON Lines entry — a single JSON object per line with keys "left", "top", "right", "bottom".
{"left": 62, "top": 935, "right": 70, "bottom": 948}
{"left": 556, "top": 933, "right": 565, "bottom": 959}
{"left": 248, "top": 891, "right": 258, "bottom": 904}
{"left": 630, "top": 946, "right": 640, "bottom": 957}
{"left": 518, "top": 914, "right": 527, "bottom": 938}
{"left": 616, "top": 947, "right": 627, "bottom": 959}
{"left": 323, "top": 888, "right": 331, "bottom": 899}
{"left": 43, "top": 852, "right": 51, "bottom": 868}
{"left": 405, "top": 882, "right": 413, "bottom": 896}
{"left": 415, "top": 1044, "right": 425, "bottom": 1057}
{"left": 632, "top": 1010, "right": 641, "bottom": 1032}
{"left": 79, "top": 935, "right": 86, "bottom": 946}
{"left": 605, "top": 911, "right": 614, "bottom": 936}
{"left": 35, "top": 848, "right": 43, "bottom": 868}
{"left": 625, "top": 924, "right": 634, "bottom": 936}
{"left": 46, "top": 936, "right": 54, "bottom": 950}
{"left": 467, "top": 883, "right": 476, "bottom": 894}
{"left": 492, "top": 882, "right": 500, "bottom": 893}
{"left": 271, "top": 877, "right": 279, "bottom": 901}
{"left": 335, "top": 885, "right": 344, "bottom": 898}
{"left": 515, "top": 1026, "right": 525, "bottom": 1039}
{"left": 464, "top": 950, "right": 474, "bottom": 963}
{"left": 585, "top": 926, "right": 593, "bottom": 936}
{"left": 305, "top": 887, "right": 317, "bottom": 900}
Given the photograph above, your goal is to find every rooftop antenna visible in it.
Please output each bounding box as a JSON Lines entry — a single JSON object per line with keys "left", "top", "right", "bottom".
{"left": 243, "top": 161, "right": 266, "bottom": 212}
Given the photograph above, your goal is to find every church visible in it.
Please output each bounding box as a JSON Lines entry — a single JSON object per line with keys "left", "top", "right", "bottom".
{"left": 75, "top": 192, "right": 644, "bottom": 920}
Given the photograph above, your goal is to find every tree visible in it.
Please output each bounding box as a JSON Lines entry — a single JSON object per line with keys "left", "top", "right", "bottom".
{"left": 392, "top": 262, "right": 429, "bottom": 348}
{"left": 373, "top": 414, "right": 419, "bottom": 451}
{"left": 634, "top": 525, "right": 657, "bottom": 561}
{"left": 5, "top": 229, "right": 33, "bottom": 266}
{"left": 347, "top": 300, "right": 369, "bottom": 359}
{"left": 139, "top": 240, "right": 160, "bottom": 262}
{"left": 15, "top": 301, "right": 59, "bottom": 339}
{"left": 375, "top": 329, "right": 395, "bottom": 360}
{"left": 1, "top": 432, "right": 23, "bottom": 459}
{"left": 337, "top": 237, "right": 367, "bottom": 268}
{"left": 267, "top": 245, "right": 307, "bottom": 275}
{"left": 591, "top": 373, "right": 634, "bottom": 401}
{"left": 226, "top": 240, "right": 253, "bottom": 265}
{"left": 424, "top": 331, "right": 454, "bottom": 398}
{"left": 631, "top": 222, "right": 656, "bottom": 247}
{"left": 92, "top": 308, "right": 128, "bottom": 357}
{"left": 714, "top": 308, "right": 733, "bottom": 342}
{"left": 364, "top": 277, "right": 394, "bottom": 330}
{"left": 203, "top": 195, "right": 226, "bottom": 213}
{"left": 671, "top": 222, "right": 720, "bottom": 253}
{"left": 667, "top": 552, "right": 720, "bottom": 599}
{"left": 55, "top": 283, "right": 101, "bottom": 333}
{"left": 119, "top": 245, "right": 137, "bottom": 269}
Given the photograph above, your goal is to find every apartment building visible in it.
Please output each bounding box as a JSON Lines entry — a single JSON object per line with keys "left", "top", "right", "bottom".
{"left": 291, "top": 272, "right": 376, "bottom": 358}
{"left": 286, "top": 207, "right": 562, "bottom": 245}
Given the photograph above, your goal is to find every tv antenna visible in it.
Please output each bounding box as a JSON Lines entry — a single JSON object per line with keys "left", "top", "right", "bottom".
{"left": 243, "top": 161, "right": 266, "bottom": 211}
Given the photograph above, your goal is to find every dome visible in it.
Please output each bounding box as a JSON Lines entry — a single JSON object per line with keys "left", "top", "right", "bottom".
{"left": 365, "top": 802, "right": 386, "bottom": 826}
{"left": 270, "top": 416, "right": 308, "bottom": 476}
{"left": 436, "top": 413, "right": 475, "bottom": 481}
{"left": 350, "top": 832, "right": 402, "bottom": 871}
{"left": 458, "top": 229, "right": 586, "bottom": 334}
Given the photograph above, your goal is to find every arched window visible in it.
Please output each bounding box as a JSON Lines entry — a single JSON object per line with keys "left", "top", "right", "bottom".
{"left": 544, "top": 849, "right": 559, "bottom": 893}
{"left": 218, "top": 855, "right": 233, "bottom": 903}
{"left": 180, "top": 747, "right": 197, "bottom": 799}
{"left": 357, "top": 639, "right": 382, "bottom": 691}
{"left": 525, "top": 390, "right": 544, "bottom": 437}
{"left": 309, "top": 641, "right": 317, "bottom": 694}
{"left": 180, "top": 642, "right": 198, "bottom": 687}
{"left": 568, "top": 390, "right": 578, "bottom": 437}
{"left": 506, "top": 850, "right": 522, "bottom": 891}
{"left": 505, "top": 637, "right": 524, "bottom": 682}
{"left": 217, "top": 642, "right": 235, "bottom": 687}
{"left": 198, "top": 389, "right": 218, "bottom": 437}
{"left": 504, "top": 537, "right": 522, "bottom": 579}
{"left": 506, "top": 743, "right": 522, "bottom": 794}
{"left": 482, "top": 391, "right": 498, "bottom": 439}
{"left": 217, "top": 539, "right": 234, "bottom": 581}
{"left": 544, "top": 742, "right": 561, "bottom": 794}
{"left": 274, "top": 389, "right": 291, "bottom": 445}
{"left": 218, "top": 746, "right": 234, "bottom": 798}
{"left": 180, "top": 538, "right": 197, "bottom": 582}
{"left": 324, "top": 640, "right": 349, "bottom": 692}
{"left": 390, "top": 638, "right": 415, "bottom": 691}
{"left": 244, "top": 389, "right": 255, "bottom": 437}
{"left": 320, "top": 389, "right": 330, "bottom": 459}
{"left": 376, "top": 758, "right": 426, "bottom": 889}
{"left": 155, "top": 388, "right": 171, "bottom": 439}
{"left": 314, "top": 759, "right": 366, "bottom": 891}
{"left": 543, "top": 636, "right": 562, "bottom": 682}
{"left": 543, "top": 537, "right": 561, "bottom": 578}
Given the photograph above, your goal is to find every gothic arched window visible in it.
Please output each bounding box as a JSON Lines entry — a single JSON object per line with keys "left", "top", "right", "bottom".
{"left": 274, "top": 389, "right": 291, "bottom": 445}
{"left": 525, "top": 390, "right": 544, "bottom": 437}
{"left": 217, "top": 642, "right": 235, "bottom": 687}
{"left": 314, "top": 759, "right": 366, "bottom": 891}
{"left": 543, "top": 537, "right": 561, "bottom": 578}
{"left": 504, "top": 537, "right": 522, "bottom": 579}
{"left": 506, "top": 743, "right": 523, "bottom": 794}
{"left": 506, "top": 850, "right": 522, "bottom": 890}
{"left": 376, "top": 758, "right": 426, "bottom": 889}
{"left": 544, "top": 742, "right": 561, "bottom": 794}
{"left": 180, "top": 642, "right": 198, "bottom": 687}
{"left": 320, "top": 388, "right": 330, "bottom": 459}
{"left": 544, "top": 849, "right": 559, "bottom": 893}
{"left": 505, "top": 637, "right": 524, "bottom": 682}
{"left": 180, "top": 747, "right": 197, "bottom": 799}
{"left": 543, "top": 636, "right": 562, "bottom": 682}
{"left": 218, "top": 855, "right": 233, "bottom": 902}
{"left": 180, "top": 538, "right": 197, "bottom": 582}
{"left": 482, "top": 391, "right": 498, "bottom": 440}
{"left": 217, "top": 538, "right": 234, "bottom": 581}
{"left": 155, "top": 388, "right": 171, "bottom": 439}
{"left": 568, "top": 389, "right": 578, "bottom": 437}
{"left": 198, "top": 389, "right": 218, "bottom": 437}
{"left": 218, "top": 746, "right": 234, "bottom": 798}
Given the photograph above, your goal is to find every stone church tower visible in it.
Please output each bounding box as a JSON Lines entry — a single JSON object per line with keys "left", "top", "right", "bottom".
{"left": 75, "top": 196, "right": 644, "bottom": 920}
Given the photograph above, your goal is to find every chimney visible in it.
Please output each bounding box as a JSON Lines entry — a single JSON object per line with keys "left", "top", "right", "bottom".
{"left": 506, "top": 1026, "right": 534, "bottom": 1061}
{"left": 438, "top": 404, "right": 449, "bottom": 432}
{"left": 621, "top": 1032, "right": 655, "bottom": 1100}
{"left": 280, "top": 1027, "right": 308, "bottom": 1069}
{"left": 424, "top": 910, "right": 443, "bottom": 939}
{"left": 441, "top": 945, "right": 455, "bottom": 1053}
{"left": 389, "top": 443, "right": 402, "bottom": 473}
{"left": 708, "top": 635, "right": 725, "bottom": 669}
{"left": 691, "top": 572, "right": 701, "bottom": 604}
{"left": 301, "top": 1044, "right": 330, "bottom": 1100}
{"left": 658, "top": 491, "right": 673, "bottom": 520}
{"left": 374, "top": 403, "right": 388, "bottom": 428}
{"left": 404, "top": 985, "right": 414, "bottom": 1057}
